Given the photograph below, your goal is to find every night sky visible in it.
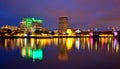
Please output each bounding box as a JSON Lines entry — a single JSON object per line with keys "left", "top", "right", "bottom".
{"left": 0, "top": 0, "right": 120, "bottom": 30}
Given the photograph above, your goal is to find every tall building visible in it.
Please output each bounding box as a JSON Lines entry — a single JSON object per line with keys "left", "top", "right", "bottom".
{"left": 19, "top": 18, "right": 43, "bottom": 32}
{"left": 58, "top": 16, "right": 68, "bottom": 34}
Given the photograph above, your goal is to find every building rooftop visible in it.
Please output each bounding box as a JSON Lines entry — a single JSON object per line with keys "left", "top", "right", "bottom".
{"left": 22, "top": 18, "right": 43, "bottom": 23}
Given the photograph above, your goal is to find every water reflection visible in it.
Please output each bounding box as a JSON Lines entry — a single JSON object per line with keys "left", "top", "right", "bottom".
{"left": 0, "top": 37, "right": 120, "bottom": 61}
{"left": 21, "top": 47, "right": 43, "bottom": 61}
{"left": 58, "top": 38, "right": 68, "bottom": 61}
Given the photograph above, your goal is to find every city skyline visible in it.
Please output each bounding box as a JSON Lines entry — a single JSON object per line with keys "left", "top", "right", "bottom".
{"left": 1, "top": 1, "right": 120, "bottom": 68}
{"left": 0, "top": 17, "right": 120, "bottom": 32}
{"left": 0, "top": 0, "right": 120, "bottom": 31}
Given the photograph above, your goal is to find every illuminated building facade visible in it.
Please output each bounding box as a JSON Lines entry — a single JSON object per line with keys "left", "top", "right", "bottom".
{"left": 1, "top": 25, "right": 18, "bottom": 31}
{"left": 19, "top": 18, "right": 43, "bottom": 32}
{"left": 58, "top": 16, "right": 68, "bottom": 34}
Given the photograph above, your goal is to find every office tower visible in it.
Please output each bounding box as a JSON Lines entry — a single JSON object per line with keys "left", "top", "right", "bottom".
{"left": 19, "top": 18, "right": 43, "bottom": 32}
{"left": 58, "top": 16, "right": 68, "bottom": 34}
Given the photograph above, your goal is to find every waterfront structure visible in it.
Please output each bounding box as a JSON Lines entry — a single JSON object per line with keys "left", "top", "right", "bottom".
{"left": 19, "top": 18, "right": 43, "bottom": 33}
{"left": 1, "top": 25, "right": 18, "bottom": 31}
{"left": 58, "top": 16, "right": 68, "bottom": 34}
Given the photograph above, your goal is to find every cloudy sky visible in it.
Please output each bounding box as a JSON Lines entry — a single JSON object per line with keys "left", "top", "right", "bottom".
{"left": 0, "top": 0, "right": 120, "bottom": 30}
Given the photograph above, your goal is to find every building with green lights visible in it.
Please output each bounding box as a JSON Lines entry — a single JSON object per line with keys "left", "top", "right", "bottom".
{"left": 20, "top": 18, "right": 43, "bottom": 33}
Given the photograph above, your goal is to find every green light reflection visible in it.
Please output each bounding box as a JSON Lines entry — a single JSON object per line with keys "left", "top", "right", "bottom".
{"left": 21, "top": 47, "right": 43, "bottom": 61}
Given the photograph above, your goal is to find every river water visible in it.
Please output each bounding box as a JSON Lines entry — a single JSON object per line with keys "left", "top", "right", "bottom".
{"left": 0, "top": 37, "right": 120, "bottom": 69}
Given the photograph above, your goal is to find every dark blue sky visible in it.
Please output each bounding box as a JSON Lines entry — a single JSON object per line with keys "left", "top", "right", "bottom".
{"left": 0, "top": 0, "right": 120, "bottom": 30}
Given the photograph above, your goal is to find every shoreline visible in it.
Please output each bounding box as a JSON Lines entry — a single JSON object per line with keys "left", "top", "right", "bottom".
{"left": 0, "top": 35, "right": 117, "bottom": 38}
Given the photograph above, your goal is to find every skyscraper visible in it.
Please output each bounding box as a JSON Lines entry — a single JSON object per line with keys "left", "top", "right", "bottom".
{"left": 58, "top": 16, "right": 68, "bottom": 34}
{"left": 19, "top": 18, "right": 43, "bottom": 32}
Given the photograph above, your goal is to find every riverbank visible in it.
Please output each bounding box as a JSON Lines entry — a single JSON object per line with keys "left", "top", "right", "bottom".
{"left": 0, "top": 35, "right": 116, "bottom": 38}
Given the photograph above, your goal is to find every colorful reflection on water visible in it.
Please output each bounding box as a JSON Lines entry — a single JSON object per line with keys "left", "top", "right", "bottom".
{"left": 0, "top": 37, "right": 120, "bottom": 62}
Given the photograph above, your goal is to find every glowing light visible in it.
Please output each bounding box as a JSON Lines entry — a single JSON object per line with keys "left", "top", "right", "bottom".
{"left": 101, "top": 38, "right": 105, "bottom": 48}
{"left": 53, "top": 38, "right": 59, "bottom": 46}
{"left": 16, "top": 39, "right": 20, "bottom": 46}
{"left": 89, "top": 32, "right": 93, "bottom": 36}
{"left": 21, "top": 48, "right": 26, "bottom": 57}
{"left": 95, "top": 41, "right": 98, "bottom": 51}
{"left": 90, "top": 38, "right": 93, "bottom": 46}
{"left": 21, "top": 18, "right": 43, "bottom": 28}
{"left": 21, "top": 47, "right": 32, "bottom": 58}
{"left": 5, "top": 39, "right": 7, "bottom": 48}
{"left": 113, "top": 38, "right": 119, "bottom": 53}
{"left": 114, "top": 31, "right": 118, "bottom": 36}
{"left": 113, "top": 38, "right": 117, "bottom": 49}
{"left": 24, "top": 34, "right": 27, "bottom": 36}
{"left": 82, "top": 38, "right": 86, "bottom": 49}
{"left": 30, "top": 38, "right": 35, "bottom": 47}
{"left": 24, "top": 38, "right": 27, "bottom": 46}
{"left": 81, "top": 38, "right": 85, "bottom": 49}
{"left": 99, "top": 34, "right": 113, "bottom": 37}
{"left": 89, "top": 38, "right": 93, "bottom": 50}
{"left": 75, "top": 38, "right": 80, "bottom": 50}
{"left": 116, "top": 45, "right": 119, "bottom": 53}
{"left": 28, "top": 48, "right": 33, "bottom": 57}
{"left": 107, "top": 38, "right": 111, "bottom": 53}
{"left": 32, "top": 18, "right": 43, "bottom": 23}
{"left": 66, "top": 29, "right": 73, "bottom": 36}
{"left": 87, "top": 38, "right": 90, "bottom": 51}
{"left": 30, "top": 34, "right": 35, "bottom": 36}
{"left": 33, "top": 49, "right": 43, "bottom": 60}
{"left": 58, "top": 54, "right": 68, "bottom": 61}
{"left": 66, "top": 38, "right": 74, "bottom": 50}
{"left": 76, "top": 29, "right": 81, "bottom": 33}
{"left": 21, "top": 47, "right": 43, "bottom": 60}
{"left": 41, "top": 39, "right": 51, "bottom": 46}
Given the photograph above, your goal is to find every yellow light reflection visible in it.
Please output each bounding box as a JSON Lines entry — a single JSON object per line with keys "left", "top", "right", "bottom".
{"left": 101, "top": 38, "right": 105, "bottom": 48}
{"left": 107, "top": 38, "right": 111, "bottom": 53}
{"left": 116, "top": 44, "right": 119, "bottom": 53}
{"left": 66, "top": 38, "right": 74, "bottom": 50}
{"left": 5, "top": 39, "right": 7, "bottom": 48}
{"left": 95, "top": 40, "right": 98, "bottom": 51}
{"left": 16, "top": 39, "right": 19, "bottom": 46}
{"left": 39, "top": 39, "right": 52, "bottom": 47}
{"left": 53, "top": 38, "right": 59, "bottom": 46}
{"left": 30, "top": 33, "right": 35, "bottom": 36}
{"left": 82, "top": 38, "right": 86, "bottom": 49}
{"left": 21, "top": 47, "right": 26, "bottom": 57}
{"left": 30, "top": 38, "right": 35, "bottom": 47}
